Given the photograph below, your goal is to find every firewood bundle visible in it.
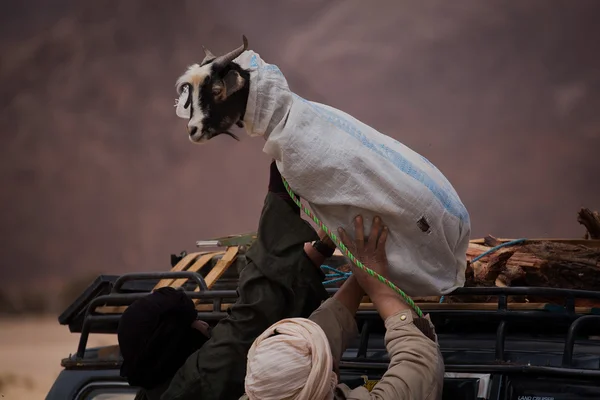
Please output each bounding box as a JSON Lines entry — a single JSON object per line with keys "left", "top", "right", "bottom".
{"left": 578, "top": 207, "right": 600, "bottom": 240}
{"left": 466, "top": 208, "right": 600, "bottom": 288}
{"left": 447, "top": 207, "right": 600, "bottom": 305}
{"left": 466, "top": 239, "right": 600, "bottom": 290}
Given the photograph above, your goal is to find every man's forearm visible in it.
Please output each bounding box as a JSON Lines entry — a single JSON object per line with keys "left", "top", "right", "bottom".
{"left": 303, "top": 242, "right": 328, "bottom": 267}
{"left": 369, "top": 291, "right": 411, "bottom": 320}
{"left": 333, "top": 275, "right": 364, "bottom": 316}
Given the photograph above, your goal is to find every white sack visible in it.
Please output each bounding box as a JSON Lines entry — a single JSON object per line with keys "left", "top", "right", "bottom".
{"left": 236, "top": 51, "right": 471, "bottom": 296}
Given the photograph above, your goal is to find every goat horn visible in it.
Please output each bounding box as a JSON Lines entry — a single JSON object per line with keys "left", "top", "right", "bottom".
{"left": 212, "top": 35, "right": 248, "bottom": 70}
{"left": 200, "top": 46, "right": 216, "bottom": 66}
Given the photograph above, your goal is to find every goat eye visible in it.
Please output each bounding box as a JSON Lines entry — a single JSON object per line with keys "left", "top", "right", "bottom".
{"left": 178, "top": 83, "right": 190, "bottom": 95}
{"left": 212, "top": 86, "right": 223, "bottom": 96}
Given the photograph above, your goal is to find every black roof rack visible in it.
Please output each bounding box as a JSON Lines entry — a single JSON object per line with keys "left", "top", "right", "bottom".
{"left": 339, "top": 287, "right": 600, "bottom": 380}
{"left": 60, "top": 253, "right": 600, "bottom": 381}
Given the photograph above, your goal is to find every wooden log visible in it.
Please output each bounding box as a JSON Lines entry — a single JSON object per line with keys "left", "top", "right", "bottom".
{"left": 578, "top": 208, "right": 600, "bottom": 239}
{"left": 483, "top": 235, "right": 503, "bottom": 247}
{"left": 465, "top": 241, "right": 600, "bottom": 297}
{"left": 472, "top": 250, "right": 514, "bottom": 284}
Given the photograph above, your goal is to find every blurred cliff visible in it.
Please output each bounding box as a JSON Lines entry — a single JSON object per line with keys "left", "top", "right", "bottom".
{"left": 1, "top": 0, "right": 599, "bottom": 306}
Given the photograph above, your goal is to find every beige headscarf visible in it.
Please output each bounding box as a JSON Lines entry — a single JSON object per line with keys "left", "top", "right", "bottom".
{"left": 244, "top": 318, "right": 337, "bottom": 400}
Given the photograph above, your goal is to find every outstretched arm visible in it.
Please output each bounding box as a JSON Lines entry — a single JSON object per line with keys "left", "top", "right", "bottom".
{"left": 161, "top": 161, "right": 328, "bottom": 400}
{"left": 308, "top": 275, "right": 363, "bottom": 375}
{"left": 338, "top": 216, "right": 444, "bottom": 400}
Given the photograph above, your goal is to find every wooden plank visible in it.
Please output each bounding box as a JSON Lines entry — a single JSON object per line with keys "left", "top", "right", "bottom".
{"left": 203, "top": 247, "right": 239, "bottom": 288}
{"left": 97, "top": 344, "right": 120, "bottom": 360}
{"left": 470, "top": 238, "right": 600, "bottom": 248}
{"left": 153, "top": 252, "right": 204, "bottom": 290}
{"left": 415, "top": 302, "right": 593, "bottom": 313}
{"left": 192, "top": 247, "right": 239, "bottom": 305}
{"left": 96, "top": 305, "right": 129, "bottom": 314}
{"left": 169, "top": 251, "right": 221, "bottom": 288}
{"left": 193, "top": 302, "right": 593, "bottom": 314}
{"left": 196, "top": 303, "right": 234, "bottom": 312}
{"left": 96, "top": 250, "right": 228, "bottom": 314}
{"left": 96, "top": 300, "right": 594, "bottom": 315}
{"left": 416, "top": 303, "right": 546, "bottom": 311}
{"left": 97, "top": 303, "right": 236, "bottom": 314}
{"left": 192, "top": 303, "right": 382, "bottom": 312}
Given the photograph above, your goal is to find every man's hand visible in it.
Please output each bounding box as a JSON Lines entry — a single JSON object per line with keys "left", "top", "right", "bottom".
{"left": 338, "top": 215, "right": 410, "bottom": 318}
{"left": 191, "top": 320, "right": 211, "bottom": 338}
{"left": 338, "top": 215, "right": 390, "bottom": 295}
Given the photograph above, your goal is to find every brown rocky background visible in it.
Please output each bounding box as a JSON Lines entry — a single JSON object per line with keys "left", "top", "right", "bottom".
{"left": 1, "top": 0, "right": 599, "bottom": 301}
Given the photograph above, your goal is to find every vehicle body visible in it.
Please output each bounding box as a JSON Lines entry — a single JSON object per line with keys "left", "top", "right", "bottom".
{"left": 47, "top": 243, "right": 600, "bottom": 400}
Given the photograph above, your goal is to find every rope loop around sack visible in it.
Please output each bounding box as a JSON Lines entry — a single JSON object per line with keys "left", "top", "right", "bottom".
{"left": 282, "top": 177, "right": 423, "bottom": 318}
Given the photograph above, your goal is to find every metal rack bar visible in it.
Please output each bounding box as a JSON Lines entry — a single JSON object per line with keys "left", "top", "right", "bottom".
{"left": 111, "top": 272, "right": 209, "bottom": 293}
{"left": 357, "top": 321, "right": 372, "bottom": 358}
{"left": 72, "top": 275, "right": 600, "bottom": 374}
{"left": 495, "top": 320, "right": 507, "bottom": 361}
{"left": 338, "top": 361, "right": 600, "bottom": 379}
{"left": 448, "top": 286, "right": 600, "bottom": 299}
{"left": 76, "top": 288, "right": 238, "bottom": 358}
{"left": 562, "top": 315, "right": 600, "bottom": 367}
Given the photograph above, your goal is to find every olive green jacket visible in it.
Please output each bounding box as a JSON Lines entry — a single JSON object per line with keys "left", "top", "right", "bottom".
{"left": 156, "top": 192, "right": 328, "bottom": 400}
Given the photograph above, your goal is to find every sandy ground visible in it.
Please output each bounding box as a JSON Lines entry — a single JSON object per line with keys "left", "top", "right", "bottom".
{"left": 0, "top": 316, "right": 116, "bottom": 400}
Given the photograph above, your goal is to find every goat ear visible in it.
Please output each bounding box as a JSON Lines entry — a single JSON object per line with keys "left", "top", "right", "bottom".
{"left": 200, "top": 46, "right": 216, "bottom": 66}
{"left": 214, "top": 70, "right": 246, "bottom": 102}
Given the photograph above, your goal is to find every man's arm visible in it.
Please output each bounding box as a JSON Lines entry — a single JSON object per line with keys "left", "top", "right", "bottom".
{"left": 337, "top": 215, "right": 444, "bottom": 399}
{"left": 161, "top": 167, "right": 328, "bottom": 400}
{"left": 341, "top": 312, "right": 444, "bottom": 400}
{"left": 308, "top": 275, "right": 363, "bottom": 373}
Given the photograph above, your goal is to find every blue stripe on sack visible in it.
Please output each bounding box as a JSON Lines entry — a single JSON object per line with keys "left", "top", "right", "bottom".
{"left": 249, "top": 54, "right": 259, "bottom": 68}
{"left": 290, "top": 94, "right": 469, "bottom": 222}
{"left": 249, "top": 55, "right": 283, "bottom": 75}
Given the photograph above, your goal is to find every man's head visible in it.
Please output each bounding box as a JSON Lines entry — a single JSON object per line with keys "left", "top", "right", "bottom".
{"left": 244, "top": 318, "right": 337, "bottom": 400}
{"left": 117, "top": 287, "right": 210, "bottom": 389}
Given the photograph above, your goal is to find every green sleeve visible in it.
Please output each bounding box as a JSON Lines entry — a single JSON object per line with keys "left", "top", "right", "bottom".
{"left": 161, "top": 193, "right": 328, "bottom": 400}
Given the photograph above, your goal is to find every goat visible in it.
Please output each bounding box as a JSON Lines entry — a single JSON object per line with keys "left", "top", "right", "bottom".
{"left": 173, "top": 35, "right": 472, "bottom": 297}
{"left": 175, "top": 36, "right": 250, "bottom": 144}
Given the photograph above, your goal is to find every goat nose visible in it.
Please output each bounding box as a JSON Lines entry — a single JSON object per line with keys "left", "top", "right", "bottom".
{"left": 188, "top": 126, "right": 198, "bottom": 136}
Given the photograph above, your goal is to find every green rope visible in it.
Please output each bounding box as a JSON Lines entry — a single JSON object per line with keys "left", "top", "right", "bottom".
{"left": 282, "top": 177, "right": 423, "bottom": 318}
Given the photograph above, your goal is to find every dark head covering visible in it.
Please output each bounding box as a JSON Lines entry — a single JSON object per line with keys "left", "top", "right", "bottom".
{"left": 118, "top": 287, "right": 209, "bottom": 389}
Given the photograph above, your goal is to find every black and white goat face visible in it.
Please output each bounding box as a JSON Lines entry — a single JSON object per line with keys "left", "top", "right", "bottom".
{"left": 175, "top": 36, "right": 250, "bottom": 144}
